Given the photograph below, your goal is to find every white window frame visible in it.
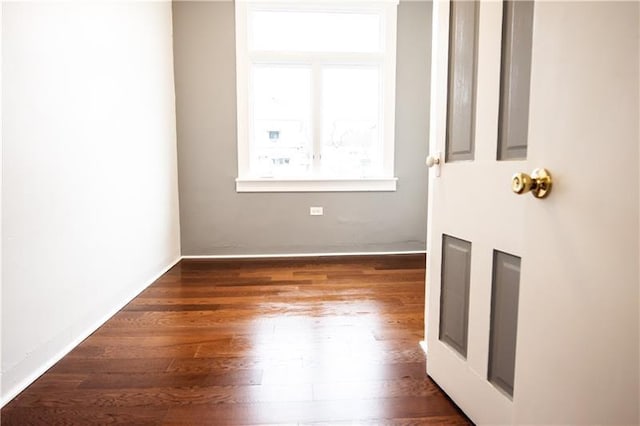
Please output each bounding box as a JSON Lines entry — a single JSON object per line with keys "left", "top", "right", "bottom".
{"left": 235, "top": 0, "right": 399, "bottom": 192}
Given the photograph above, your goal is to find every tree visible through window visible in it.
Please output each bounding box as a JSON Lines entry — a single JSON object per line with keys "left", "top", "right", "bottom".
{"left": 235, "top": 0, "right": 399, "bottom": 192}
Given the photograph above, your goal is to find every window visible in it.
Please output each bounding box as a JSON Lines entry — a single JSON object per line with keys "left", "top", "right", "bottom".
{"left": 235, "top": 0, "right": 399, "bottom": 192}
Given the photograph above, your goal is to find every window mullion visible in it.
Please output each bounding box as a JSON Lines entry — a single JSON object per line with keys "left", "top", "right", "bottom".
{"left": 311, "top": 61, "right": 322, "bottom": 176}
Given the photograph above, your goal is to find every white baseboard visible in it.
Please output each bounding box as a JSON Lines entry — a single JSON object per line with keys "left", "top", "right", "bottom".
{"left": 0, "top": 255, "right": 181, "bottom": 408}
{"left": 419, "top": 340, "right": 428, "bottom": 354}
{"left": 182, "top": 250, "right": 426, "bottom": 260}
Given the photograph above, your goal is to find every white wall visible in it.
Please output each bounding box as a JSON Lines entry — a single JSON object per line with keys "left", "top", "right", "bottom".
{"left": 0, "top": 1, "right": 3, "bottom": 409}
{"left": 1, "top": 1, "right": 181, "bottom": 405}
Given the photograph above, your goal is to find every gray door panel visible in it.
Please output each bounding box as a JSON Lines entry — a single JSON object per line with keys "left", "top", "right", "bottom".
{"left": 488, "top": 250, "right": 521, "bottom": 397}
{"left": 497, "top": 0, "right": 534, "bottom": 161}
{"left": 446, "top": 0, "right": 478, "bottom": 162}
{"left": 439, "top": 234, "right": 472, "bottom": 357}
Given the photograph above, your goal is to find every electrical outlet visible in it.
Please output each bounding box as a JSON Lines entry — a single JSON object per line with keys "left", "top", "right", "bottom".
{"left": 309, "top": 207, "right": 323, "bottom": 216}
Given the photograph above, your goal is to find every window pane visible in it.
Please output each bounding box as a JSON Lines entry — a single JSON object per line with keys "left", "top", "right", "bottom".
{"left": 252, "top": 66, "right": 312, "bottom": 177}
{"left": 321, "top": 67, "right": 381, "bottom": 177}
{"left": 250, "top": 10, "right": 381, "bottom": 53}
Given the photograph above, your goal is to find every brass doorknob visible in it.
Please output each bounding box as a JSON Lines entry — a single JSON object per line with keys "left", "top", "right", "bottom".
{"left": 512, "top": 168, "right": 553, "bottom": 198}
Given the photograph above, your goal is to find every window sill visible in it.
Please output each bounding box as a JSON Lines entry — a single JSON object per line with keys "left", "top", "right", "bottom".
{"left": 235, "top": 177, "right": 398, "bottom": 193}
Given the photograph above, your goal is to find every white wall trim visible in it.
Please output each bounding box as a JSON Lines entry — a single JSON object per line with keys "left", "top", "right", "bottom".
{"left": 175, "top": 0, "right": 429, "bottom": 2}
{"left": 182, "top": 250, "right": 425, "bottom": 259}
{"left": 0, "top": 256, "right": 182, "bottom": 408}
{"left": 174, "top": 0, "right": 427, "bottom": 2}
{"left": 419, "top": 340, "right": 428, "bottom": 354}
{"left": 236, "top": 177, "right": 398, "bottom": 192}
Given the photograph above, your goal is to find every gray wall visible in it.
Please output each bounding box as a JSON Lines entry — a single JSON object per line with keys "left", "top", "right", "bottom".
{"left": 172, "top": 0, "right": 432, "bottom": 256}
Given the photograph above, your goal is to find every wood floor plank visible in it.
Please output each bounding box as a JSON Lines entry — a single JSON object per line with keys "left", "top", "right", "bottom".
{"left": 77, "top": 370, "right": 263, "bottom": 389}
{"left": 162, "top": 396, "right": 461, "bottom": 425}
{"left": 48, "top": 358, "right": 173, "bottom": 374}
{"left": 305, "top": 417, "right": 471, "bottom": 425}
{"left": 311, "top": 377, "right": 444, "bottom": 401}
{"left": 0, "top": 407, "right": 168, "bottom": 426}
{"left": 1, "top": 254, "right": 471, "bottom": 425}
{"left": 8, "top": 384, "right": 315, "bottom": 408}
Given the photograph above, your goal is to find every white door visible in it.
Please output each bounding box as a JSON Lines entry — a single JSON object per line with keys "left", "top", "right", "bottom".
{"left": 425, "top": 1, "right": 639, "bottom": 424}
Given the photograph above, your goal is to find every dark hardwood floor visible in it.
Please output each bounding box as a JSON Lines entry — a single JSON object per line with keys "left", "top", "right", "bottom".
{"left": 1, "top": 254, "right": 470, "bottom": 425}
